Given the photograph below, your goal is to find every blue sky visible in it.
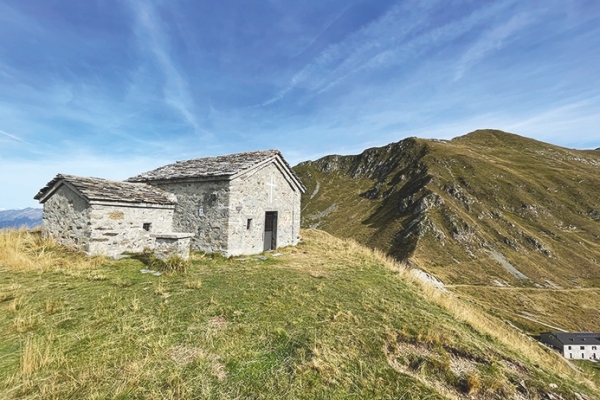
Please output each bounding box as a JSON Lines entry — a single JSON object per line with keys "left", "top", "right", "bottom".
{"left": 1, "top": 0, "right": 599, "bottom": 209}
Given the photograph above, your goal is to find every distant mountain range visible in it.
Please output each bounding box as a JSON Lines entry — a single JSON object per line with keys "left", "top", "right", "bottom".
{"left": 0, "top": 208, "right": 42, "bottom": 229}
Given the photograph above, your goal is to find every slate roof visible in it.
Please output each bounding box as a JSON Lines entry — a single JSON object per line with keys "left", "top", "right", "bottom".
{"left": 34, "top": 174, "right": 177, "bottom": 205}
{"left": 542, "top": 332, "right": 600, "bottom": 346}
{"left": 127, "top": 150, "right": 296, "bottom": 183}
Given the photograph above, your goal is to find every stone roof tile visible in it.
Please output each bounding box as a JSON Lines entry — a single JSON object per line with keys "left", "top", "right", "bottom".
{"left": 34, "top": 174, "right": 177, "bottom": 205}
{"left": 127, "top": 150, "right": 282, "bottom": 182}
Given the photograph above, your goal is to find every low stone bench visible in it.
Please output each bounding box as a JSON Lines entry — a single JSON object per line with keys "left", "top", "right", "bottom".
{"left": 151, "top": 232, "right": 195, "bottom": 260}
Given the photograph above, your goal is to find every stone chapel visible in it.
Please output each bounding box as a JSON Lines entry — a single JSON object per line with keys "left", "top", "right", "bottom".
{"left": 34, "top": 150, "right": 305, "bottom": 258}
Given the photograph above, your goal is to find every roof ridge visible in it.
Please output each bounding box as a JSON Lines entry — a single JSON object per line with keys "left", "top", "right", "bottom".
{"left": 127, "top": 149, "right": 285, "bottom": 183}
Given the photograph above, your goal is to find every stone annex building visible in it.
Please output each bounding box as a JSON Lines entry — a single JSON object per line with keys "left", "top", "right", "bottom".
{"left": 34, "top": 150, "right": 305, "bottom": 258}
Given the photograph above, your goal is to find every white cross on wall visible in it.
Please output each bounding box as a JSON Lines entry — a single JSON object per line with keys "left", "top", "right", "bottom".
{"left": 266, "top": 174, "right": 277, "bottom": 203}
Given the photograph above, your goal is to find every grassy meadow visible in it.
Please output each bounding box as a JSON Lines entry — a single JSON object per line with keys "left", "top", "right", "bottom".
{"left": 295, "top": 130, "right": 600, "bottom": 339}
{"left": 0, "top": 228, "right": 597, "bottom": 399}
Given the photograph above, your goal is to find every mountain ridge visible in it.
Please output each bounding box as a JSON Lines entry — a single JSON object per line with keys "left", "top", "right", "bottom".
{"left": 293, "top": 129, "right": 600, "bottom": 332}
{"left": 0, "top": 207, "right": 42, "bottom": 229}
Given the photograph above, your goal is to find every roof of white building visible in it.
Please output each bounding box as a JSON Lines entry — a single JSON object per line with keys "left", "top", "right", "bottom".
{"left": 542, "top": 332, "right": 600, "bottom": 346}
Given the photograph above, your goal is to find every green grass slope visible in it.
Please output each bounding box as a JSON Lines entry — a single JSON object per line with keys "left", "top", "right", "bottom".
{"left": 1, "top": 229, "right": 596, "bottom": 399}
{"left": 294, "top": 130, "right": 600, "bottom": 332}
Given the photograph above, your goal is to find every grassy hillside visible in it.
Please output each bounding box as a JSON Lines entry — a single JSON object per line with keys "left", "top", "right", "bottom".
{"left": 294, "top": 130, "right": 600, "bottom": 333}
{"left": 1, "top": 229, "right": 597, "bottom": 399}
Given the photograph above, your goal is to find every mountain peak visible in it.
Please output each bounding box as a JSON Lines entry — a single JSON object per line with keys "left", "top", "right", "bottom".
{"left": 293, "top": 130, "right": 600, "bottom": 332}
{"left": 451, "top": 129, "right": 538, "bottom": 146}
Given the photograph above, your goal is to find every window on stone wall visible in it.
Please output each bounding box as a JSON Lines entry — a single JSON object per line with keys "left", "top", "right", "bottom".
{"left": 580, "top": 346, "right": 585, "bottom": 350}
{"left": 143, "top": 223, "right": 152, "bottom": 231}
{"left": 247, "top": 219, "right": 252, "bottom": 230}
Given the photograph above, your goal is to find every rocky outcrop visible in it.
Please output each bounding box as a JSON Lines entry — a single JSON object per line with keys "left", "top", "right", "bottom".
{"left": 294, "top": 129, "right": 600, "bottom": 288}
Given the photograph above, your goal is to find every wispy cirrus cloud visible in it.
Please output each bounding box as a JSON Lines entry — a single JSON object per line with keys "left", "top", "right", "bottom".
{"left": 454, "top": 12, "right": 535, "bottom": 81}
{"left": 0, "top": 129, "right": 26, "bottom": 143}
{"left": 505, "top": 96, "right": 600, "bottom": 146}
{"left": 258, "top": 0, "right": 524, "bottom": 105}
{"left": 257, "top": 0, "right": 429, "bottom": 106}
{"left": 128, "top": 0, "right": 207, "bottom": 138}
{"left": 1, "top": 0, "right": 600, "bottom": 209}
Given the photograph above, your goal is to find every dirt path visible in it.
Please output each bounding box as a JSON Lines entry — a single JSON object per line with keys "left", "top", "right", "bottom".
{"left": 446, "top": 285, "right": 600, "bottom": 292}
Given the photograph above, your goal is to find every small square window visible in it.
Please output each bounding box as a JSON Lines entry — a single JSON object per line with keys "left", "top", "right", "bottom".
{"left": 580, "top": 346, "right": 585, "bottom": 350}
{"left": 247, "top": 219, "right": 253, "bottom": 230}
{"left": 143, "top": 223, "right": 152, "bottom": 231}
{"left": 568, "top": 346, "right": 571, "bottom": 350}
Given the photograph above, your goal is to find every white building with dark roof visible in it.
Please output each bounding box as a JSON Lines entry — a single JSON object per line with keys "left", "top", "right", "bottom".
{"left": 35, "top": 150, "right": 305, "bottom": 258}
{"left": 539, "top": 332, "right": 600, "bottom": 360}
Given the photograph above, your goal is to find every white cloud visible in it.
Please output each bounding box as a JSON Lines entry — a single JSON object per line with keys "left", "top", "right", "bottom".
{"left": 454, "top": 12, "right": 535, "bottom": 81}
{"left": 257, "top": 0, "right": 436, "bottom": 106}
{"left": 259, "top": 0, "right": 524, "bottom": 104}
{"left": 505, "top": 98, "right": 600, "bottom": 147}
{"left": 128, "top": 1, "right": 208, "bottom": 138}
{"left": 0, "top": 129, "right": 26, "bottom": 143}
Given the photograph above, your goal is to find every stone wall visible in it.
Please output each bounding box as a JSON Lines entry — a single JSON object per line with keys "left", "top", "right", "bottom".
{"left": 152, "top": 233, "right": 194, "bottom": 260}
{"left": 41, "top": 160, "right": 302, "bottom": 258}
{"left": 87, "top": 203, "right": 174, "bottom": 257}
{"left": 41, "top": 185, "right": 91, "bottom": 251}
{"left": 148, "top": 162, "right": 301, "bottom": 257}
{"left": 227, "top": 162, "right": 302, "bottom": 256}
{"left": 150, "top": 180, "right": 231, "bottom": 254}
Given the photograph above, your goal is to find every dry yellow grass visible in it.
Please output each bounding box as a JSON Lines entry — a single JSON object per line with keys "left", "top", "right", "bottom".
{"left": 1, "top": 228, "right": 597, "bottom": 399}
{"left": 302, "top": 229, "right": 595, "bottom": 387}
{"left": 450, "top": 285, "right": 600, "bottom": 332}
{"left": 0, "top": 228, "right": 103, "bottom": 273}
{"left": 20, "top": 335, "right": 52, "bottom": 376}
{"left": 183, "top": 279, "right": 203, "bottom": 289}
